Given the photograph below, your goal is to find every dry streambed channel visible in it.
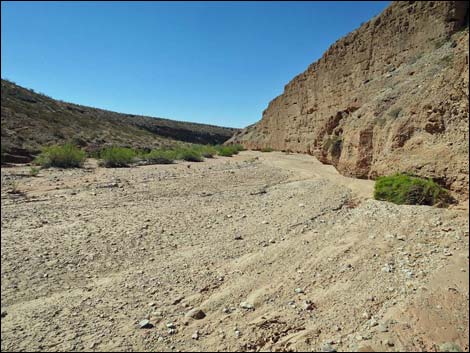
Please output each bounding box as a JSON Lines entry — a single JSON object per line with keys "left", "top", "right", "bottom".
{"left": 1, "top": 151, "right": 468, "bottom": 352}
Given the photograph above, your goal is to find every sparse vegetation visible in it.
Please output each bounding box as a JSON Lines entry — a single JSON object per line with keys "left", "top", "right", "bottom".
{"left": 99, "top": 147, "right": 137, "bottom": 167}
{"left": 174, "top": 147, "right": 203, "bottom": 162}
{"left": 215, "top": 145, "right": 240, "bottom": 157}
{"left": 374, "top": 173, "right": 452, "bottom": 207}
{"left": 34, "top": 143, "right": 86, "bottom": 168}
{"left": 142, "top": 149, "right": 177, "bottom": 164}
{"left": 29, "top": 167, "right": 40, "bottom": 177}
{"left": 260, "top": 147, "right": 274, "bottom": 152}
{"left": 193, "top": 145, "right": 217, "bottom": 158}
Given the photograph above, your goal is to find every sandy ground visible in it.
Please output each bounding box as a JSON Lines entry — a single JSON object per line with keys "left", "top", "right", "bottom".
{"left": 1, "top": 151, "right": 468, "bottom": 352}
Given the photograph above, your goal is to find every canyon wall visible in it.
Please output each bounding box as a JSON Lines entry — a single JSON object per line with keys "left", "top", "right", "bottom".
{"left": 229, "top": 1, "right": 469, "bottom": 197}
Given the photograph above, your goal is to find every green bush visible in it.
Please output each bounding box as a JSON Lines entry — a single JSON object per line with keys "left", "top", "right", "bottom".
{"left": 215, "top": 145, "right": 236, "bottom": 157}
{"left": 193, "top": 145, "right": 217, "bottom": 158}
{"left": 374, "top": 174, "right": 452, "bottom": 207}
{"left": 232, "top": 144, "right": 245, "bottom": 152}
{"left": 34, "top": 144, "right": 86, "bottom": 168}
{"left": 99, "top": 147, "right": 136, "bottom": 167}
{"left": 143, "top": 149, "right": 177, "bottom": 164}
{"left": 174, "top": 147, "right": 203, "bottom": 162}
{"left": 260, "top": 147, "right": 274, "bottom": 152}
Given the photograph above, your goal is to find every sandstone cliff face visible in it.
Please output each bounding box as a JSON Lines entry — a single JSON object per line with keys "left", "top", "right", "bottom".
{"left": 229, "top": 1, "right": 469, "bottom": 198}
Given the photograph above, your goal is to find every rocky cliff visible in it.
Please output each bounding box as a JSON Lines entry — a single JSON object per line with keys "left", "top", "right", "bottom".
{"left": 229, "top": 1, "right": 469, "bottom": 198}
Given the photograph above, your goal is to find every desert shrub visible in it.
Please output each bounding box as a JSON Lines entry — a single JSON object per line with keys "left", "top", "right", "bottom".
{"left": 174, "top": 147, "right": 203, "bottom": 162}
{"left": 193, "top": 145, "right": 217, "bottom": 158}
{"left": 374, "top": 174, "right": 452, "bottom": 207}
{"left": 143, "top": 149, "right": 177, "bottom": 164}
{"left": 214, "top": 145, "right": 234, "bottom": 157}
{"left": 34, "top": 143, "right": 86, "bottom": 168}
{"left": 29, "top": 167, "right": 40, "bottom": 177}
{"left": 232, "top": 144, "right": 245, "bottom": 152}
{"left": 99, "top": 147, "right": 137, "bottom": 167}
{"left": 260, "top": 147, "right": 274, "bottom": 152}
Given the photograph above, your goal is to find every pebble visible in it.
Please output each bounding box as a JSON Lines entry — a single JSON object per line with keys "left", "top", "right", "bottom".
{"left": 240, "top": 302, "right": 254, "bottom": 310}
{"left": 320, "top": 342, "right": 336, "bottom": 352}
{"left": 377, "top": 324, "right": 389, "bottom": 332}
{"left": 294, "top": 288, "right": 304, "bottom": 294}
{"left": 303, "top": 300, "right": 315, "bottom": 311}
{"left": 185, "top": 308, "right": 206, "bottom": 320}
{"left": 138, "top": 319, "right": 152, "bottom": 329}
{"left": 192, "top": 331, "right": 199, "bottom": 340}
{"left": 166, "top": 322, "right": 176, "bottom": 329}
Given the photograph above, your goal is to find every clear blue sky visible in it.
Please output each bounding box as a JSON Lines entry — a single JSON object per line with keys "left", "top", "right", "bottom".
{"left": 1, "top": 1, "right": 389, "bottom": 128}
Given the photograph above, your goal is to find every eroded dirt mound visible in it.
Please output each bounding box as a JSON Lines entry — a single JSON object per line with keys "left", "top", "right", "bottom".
{"left": 1, "top": 151, "right": 468, "bottom": 352}
{"left": 229, "top": 1, "right": 469, "bottom": 199}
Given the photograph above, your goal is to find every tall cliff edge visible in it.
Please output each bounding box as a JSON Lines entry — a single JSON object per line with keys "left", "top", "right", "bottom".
{"left": 229, "top": 1, "right": 469, "bottom": 198}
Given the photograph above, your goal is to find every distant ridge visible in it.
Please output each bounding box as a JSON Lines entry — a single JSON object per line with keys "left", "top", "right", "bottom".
{"left": 1, "top": 79, "right": 238, "bottom": 162}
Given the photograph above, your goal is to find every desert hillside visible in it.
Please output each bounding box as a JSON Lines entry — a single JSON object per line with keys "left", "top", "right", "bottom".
{"left": 1, "top": 79, "right": 238, "bottom": 162}
{"left": 229, "top": 1, "right": 469, "bottom": 199}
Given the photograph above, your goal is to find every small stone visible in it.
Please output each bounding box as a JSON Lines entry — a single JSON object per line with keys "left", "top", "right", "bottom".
{"left": 377, "top": 324, "right": 388, "bottom": 333}
{"left": 234, "top": 234, "right": 243, "bottom": 240}
{"left": 303, "top": 300, "right": 315, "bottom": 311}
{"left": 384, "top": 339, "right": 394, "bottom": 347}
{"left": 168, "top": 328, "right": 177, "bottom": 335}
{"left": 362, "top": 312, "right": 371, "bottom": 320}
{"left": 1, "top": 311, "right": 7, "bottom": 319}
{"left": 234, "top": 330, "right": 241, "bottom": 338}
{"left": 138, "top": 319, "right": 152, "bottom": 329}
{"left": 166, "top": 322, "right": 176, "bottom": 329}
{"left": 240, "top": 302, "right": 254, "bottom": 310}
{"left": 185, "top": 308, "right": 206, "bottom": 320}
{"left": 320, "top": 342, "right": 337, "bottom": 352}
{"left": 172, "top": 296, "right": 184, "bottom": 305}
{"left": 192, "top": 331, "right": 199, "bottom": 340}
{"left": 294, "top": 288, "right": 304, "bottom": 294}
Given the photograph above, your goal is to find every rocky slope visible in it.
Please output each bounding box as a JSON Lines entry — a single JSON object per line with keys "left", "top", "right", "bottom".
{"left": 229, "top": 1, "right": 469, "bottom": 199}
{"left": 1, "top": 79, "right": 238, "bottom": 162}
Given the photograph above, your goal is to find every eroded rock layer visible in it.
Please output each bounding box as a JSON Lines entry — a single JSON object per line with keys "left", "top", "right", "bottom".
{"left": 229, "top": 1, "right": 469, "bottom": 198}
